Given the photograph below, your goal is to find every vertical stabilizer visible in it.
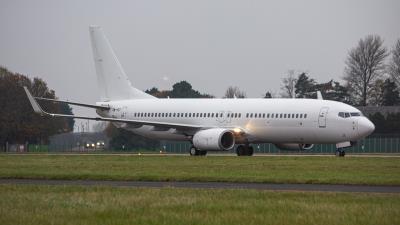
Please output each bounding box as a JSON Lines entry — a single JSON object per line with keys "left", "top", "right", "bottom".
{"left": 89, "top": 26, "right": 155, "bottom": 101}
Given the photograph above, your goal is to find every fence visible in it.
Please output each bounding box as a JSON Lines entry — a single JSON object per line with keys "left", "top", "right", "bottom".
{"left": 162, "top": 137, "right": 400, "bottom": 154}
{"left": 2, "top": 137, "right": 400, "bottom": 154}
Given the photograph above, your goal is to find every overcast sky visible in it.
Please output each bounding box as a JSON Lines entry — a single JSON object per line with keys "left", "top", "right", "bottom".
{"left": 1, "top": 0, "right": 399, "bottom": 129}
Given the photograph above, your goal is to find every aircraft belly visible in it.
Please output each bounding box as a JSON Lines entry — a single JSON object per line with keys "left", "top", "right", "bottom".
{"left": 124, "top": 125, "right": 188, "bottom": 141}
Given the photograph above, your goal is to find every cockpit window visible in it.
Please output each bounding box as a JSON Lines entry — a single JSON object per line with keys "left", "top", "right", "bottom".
{"left": 339, "top": 111, "right": 362, "bottom": 118}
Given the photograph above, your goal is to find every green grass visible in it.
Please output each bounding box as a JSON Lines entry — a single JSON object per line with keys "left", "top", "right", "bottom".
{"left": 1, "top": 155, "right": 400, "bottom": 185}
{"left": 0, "top": 184, "right": 399, "bottom": 225}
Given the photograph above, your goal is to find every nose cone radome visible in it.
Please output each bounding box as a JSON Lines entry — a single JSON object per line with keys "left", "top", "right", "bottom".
{"left": 358, "top": 118, "right": 375, "bottom": 137}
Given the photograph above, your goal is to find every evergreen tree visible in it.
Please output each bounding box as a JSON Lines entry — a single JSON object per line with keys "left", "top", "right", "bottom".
{"left": 382, "top": 79, "right": 400, "bottom": 106}
{"left": 294, "top": 73, "right": 316, "bottom": 98}
{"left": 264, "top": 92, "right": 272, "bottom": 98}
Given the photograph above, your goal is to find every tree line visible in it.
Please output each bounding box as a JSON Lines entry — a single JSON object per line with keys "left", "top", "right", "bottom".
{"left": 1, "top": 35, "right": 400, "bottom": 149}
{"left": 0, "top": 67, "right": 74, "bottom": 147}
{"left": 279, "top": 36, "right": 400, "bottom": 106}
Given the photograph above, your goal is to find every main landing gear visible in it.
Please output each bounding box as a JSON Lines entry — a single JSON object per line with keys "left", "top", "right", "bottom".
{"left": 335, "top": 148, "right": 346, "bottom": 157}
{"left": 189, "top": 146, "right": 207, "bottom": 156}
{"left": 236, "top": 145, "right": 254, "bottom": 156}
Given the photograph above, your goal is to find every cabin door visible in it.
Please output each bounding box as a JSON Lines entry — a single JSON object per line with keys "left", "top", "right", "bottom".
{"left": 318, "top": 107, "right": 329, "bottom": 128}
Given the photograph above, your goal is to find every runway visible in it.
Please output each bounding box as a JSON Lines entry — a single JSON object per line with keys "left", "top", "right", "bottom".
{"left": 1, "top": 179, "right": 399, "bottom": 193}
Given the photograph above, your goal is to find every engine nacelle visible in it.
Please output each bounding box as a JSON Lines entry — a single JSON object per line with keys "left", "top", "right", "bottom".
{"left": 193, "top": 128, "right": 235, "bottom": 151}
{"left": 274, "top": 143, "right": 314, "bottom": 151}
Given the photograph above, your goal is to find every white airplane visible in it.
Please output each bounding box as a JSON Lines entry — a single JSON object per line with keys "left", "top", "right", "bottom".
{"left": 24, "top": 26, "right": 375, "bottom": 157}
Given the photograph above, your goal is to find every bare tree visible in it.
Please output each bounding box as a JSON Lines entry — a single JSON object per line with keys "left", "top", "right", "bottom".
{"left": 344, "top": 35, "right": 388, "bottom": 106}
{"left": 280, "top": 70, "right": 297, "bottom": 98}
{"left": 224, "top": 86, "right": 246, "bottom": 98}
{"left": 92, "top": 122, "right": 108, "bottom": 132}
{"left": 388, "top": 39, "right": 400, "bottom": 87}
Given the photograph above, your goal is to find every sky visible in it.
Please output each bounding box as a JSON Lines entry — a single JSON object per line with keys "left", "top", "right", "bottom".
{"left": 1, "top": 0, "right": 399, "bottom": 130}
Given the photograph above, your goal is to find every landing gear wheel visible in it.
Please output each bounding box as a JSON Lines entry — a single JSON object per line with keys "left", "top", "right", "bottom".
{"left": 236, "top": 145, "right": 254, "bottom": 156}
{"left": 200, "top": 151, "right": 207, "bottom": 156}
{"left": 189, "top": 146, "right": 206, "bottom": 156}
{"left": 336, "top": 148, "right": 346, "bottom": 157}
{"left": 236, "top": 145, "right": 245, "bottom": 156}
{"left": 247, "top": 146, "right": 254, "bottom": 156}
{"left": 190, "top": 147, "right": 199, "bottom": 156}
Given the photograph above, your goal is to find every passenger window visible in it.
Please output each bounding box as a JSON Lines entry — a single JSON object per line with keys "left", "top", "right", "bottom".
{"left": 284, "top": 114, "right": 286, "bottom": 118}
{"left": 215, "top": 113, "right": 218, "bottom": 118}
{"left": 304, "top": 114, "right": 307, "bottom": 118}
{"left": 250, "top": 113, "right": 253, "bottom": 118}
{"left": 271, "top": 114, "right": 274, "bottom": 118}
{"left": 211, "top": 113, "right": 214, "bottom": 117}
{"left": 255, "top": 113, "right": 257, "bottom": 118}
{"left": 300, "top": 114, "right": 303, "bottom": 118}
{"left": 287, "top": 114, "right": 290, "bottom": 118}
{"left": 280, "top": 114, "right": 283, "bottom": 118}
{"left": 246, "top": 113, "right": 249, "bottom": 118}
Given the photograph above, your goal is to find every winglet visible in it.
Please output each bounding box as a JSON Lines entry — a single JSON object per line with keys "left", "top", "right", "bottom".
{"left": 317, "top": 91, "right": 323, "bottom": 100}
{"left": 23, "top": 86, "right": 45, "bottom": 115}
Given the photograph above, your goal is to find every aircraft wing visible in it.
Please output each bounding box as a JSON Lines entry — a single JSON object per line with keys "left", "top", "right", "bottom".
{"left": 23, "top": 86, "right": 203, "bottom": 130}
{"left": 34, "top": 97, "right": 110, "bottom": 110}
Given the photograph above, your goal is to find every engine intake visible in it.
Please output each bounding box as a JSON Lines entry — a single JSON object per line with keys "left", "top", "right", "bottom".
{"left": 193, "top": 128, "right": 235, "bottom": 151}
{"left": 274, "top": 143, "right": 314, "bottom": 151}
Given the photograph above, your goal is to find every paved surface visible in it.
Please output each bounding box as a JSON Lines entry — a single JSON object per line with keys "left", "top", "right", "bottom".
{"left": 1, "top": 179, "right": 399, "bottom": 193}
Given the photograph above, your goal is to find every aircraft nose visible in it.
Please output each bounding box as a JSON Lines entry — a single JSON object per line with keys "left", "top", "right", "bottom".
{"left": 358, "top": 117, "right": 375, "bottom": 137}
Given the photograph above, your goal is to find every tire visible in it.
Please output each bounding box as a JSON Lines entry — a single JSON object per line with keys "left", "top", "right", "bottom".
{"left": 336, "top": 149, "right": 345, "bottom": 157}
{"left": 247, "top": 146, "right": 254, "bottom": 156}
{"left": 236, "top": 145, "right": 245, "bottom": 156}
{"left": 200, "top": 151, "right": 207, "bottom": 156}
{"left": 190, "top": 147, "right": 199, "bottom": 156}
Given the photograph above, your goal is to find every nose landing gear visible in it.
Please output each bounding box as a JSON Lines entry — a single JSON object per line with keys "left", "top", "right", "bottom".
{"left": 335, "top": 148, "right": 346, "bottom": 157}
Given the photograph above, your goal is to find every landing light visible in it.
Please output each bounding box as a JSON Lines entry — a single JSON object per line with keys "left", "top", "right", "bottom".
{"left": 233, "top": 128, "right": 242, "bottom": 134}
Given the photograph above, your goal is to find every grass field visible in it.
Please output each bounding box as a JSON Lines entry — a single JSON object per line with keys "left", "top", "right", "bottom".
{"left": 1, "top": 154, "right": 400, "bottom": 185}
{"left": 0, "top": 184, "right": 399, "bottom": 225}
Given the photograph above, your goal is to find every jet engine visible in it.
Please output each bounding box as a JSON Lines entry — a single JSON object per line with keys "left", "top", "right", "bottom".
{"left": 274, "top": 143, "right": 314, "bottom": 151}
{"left": 193, "top": 128, "right": 235, "bottom": 151}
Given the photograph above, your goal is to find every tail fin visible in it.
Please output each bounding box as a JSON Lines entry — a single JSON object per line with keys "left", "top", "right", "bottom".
{"left": 89, "top": 26, "right": 155, "bottom": 101}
